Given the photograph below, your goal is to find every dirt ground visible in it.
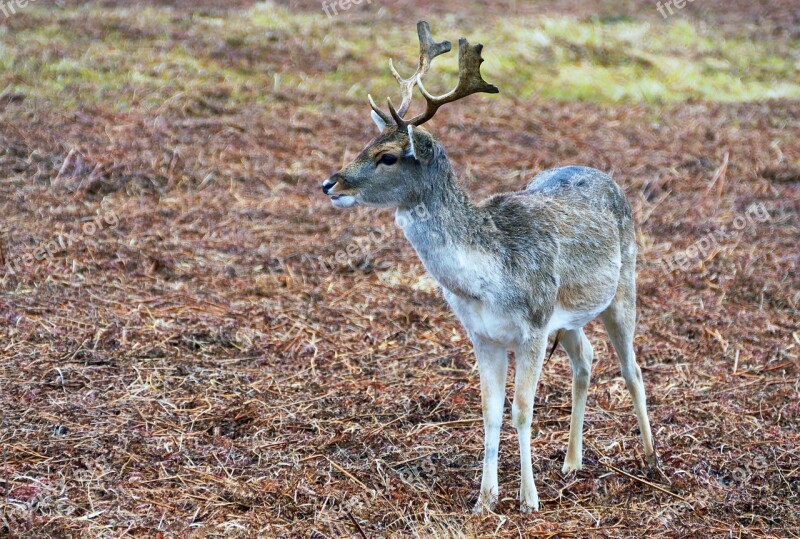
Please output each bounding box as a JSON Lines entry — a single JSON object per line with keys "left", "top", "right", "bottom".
{"left": 0, "top": 1, "right": 798, "bottom": 538}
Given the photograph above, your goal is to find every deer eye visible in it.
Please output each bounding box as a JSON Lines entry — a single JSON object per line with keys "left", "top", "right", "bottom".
{"left": 378, "top": 154, "right": 397, "bottom": 166}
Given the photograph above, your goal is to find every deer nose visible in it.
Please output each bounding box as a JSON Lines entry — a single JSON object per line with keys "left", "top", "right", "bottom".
{"left": 322, "top": 174, "right": 340, "bottom": 195}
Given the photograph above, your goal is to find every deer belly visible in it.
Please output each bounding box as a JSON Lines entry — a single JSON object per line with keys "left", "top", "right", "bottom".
{"left": 546, "top": 304, "right": 607, "bottom": 333}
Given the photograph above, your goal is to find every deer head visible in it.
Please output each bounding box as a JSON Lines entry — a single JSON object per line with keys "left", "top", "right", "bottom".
{"left": 322, "top": 21, "right": 499, "bottom": 209}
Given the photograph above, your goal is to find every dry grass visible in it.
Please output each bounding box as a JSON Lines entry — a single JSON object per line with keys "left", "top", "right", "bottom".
{"left": 1, "top": 1, "right": 798, "bottom": 538}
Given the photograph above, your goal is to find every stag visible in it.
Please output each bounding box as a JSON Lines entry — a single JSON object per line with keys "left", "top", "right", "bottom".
{"left": 321, "top": 21, "right": 657, "bottom": 513}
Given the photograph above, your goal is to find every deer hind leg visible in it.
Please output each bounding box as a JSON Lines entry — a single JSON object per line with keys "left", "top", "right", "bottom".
{"left": 600, "top": 285, "right": 657, "bottom": 467}
{"left": 472, "top": 339, "right": 509, "bottom": 513}
{"left": 512, "top": 334, "right": 547, "bottom": 513}
{"left": 560, "top": 328, "right": 593, "bottom": 473}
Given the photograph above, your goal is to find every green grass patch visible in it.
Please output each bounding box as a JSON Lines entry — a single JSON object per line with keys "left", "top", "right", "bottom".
{"left": 1, "top": 2, "right": 797, "bottom": 113}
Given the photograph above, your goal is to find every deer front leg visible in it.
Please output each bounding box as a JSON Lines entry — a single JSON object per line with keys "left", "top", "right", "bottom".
{"left": 472, "top": 339, "right": 509, "bottom": 513}
{"left": 512, "top": 334, "right": 547, "bottom": 513}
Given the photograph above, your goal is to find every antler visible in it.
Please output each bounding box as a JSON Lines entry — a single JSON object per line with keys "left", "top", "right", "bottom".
{"left": 368, "top": 21, "right": 451, "bottom": 128}
{"left": 369, "top": 22, "right": 499, "bottom": 129}
{"left": 408, "top": 38, "right": 499, "bottom": 126}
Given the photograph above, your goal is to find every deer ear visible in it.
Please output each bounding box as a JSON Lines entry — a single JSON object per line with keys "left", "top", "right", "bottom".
{"left": 371, "top": 110, "right": 387, "bottom": 132}
{"left": 406, "top": 125, "right": 434, "bottom": 163}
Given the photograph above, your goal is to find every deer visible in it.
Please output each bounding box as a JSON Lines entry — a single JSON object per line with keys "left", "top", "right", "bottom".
{"left": 321, "top": 21, "right": 657, "bottom": 513}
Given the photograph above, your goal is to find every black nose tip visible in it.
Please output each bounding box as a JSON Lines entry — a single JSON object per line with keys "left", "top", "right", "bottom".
{"left": 322, "top": 174, "right": 340, "bottom": 195}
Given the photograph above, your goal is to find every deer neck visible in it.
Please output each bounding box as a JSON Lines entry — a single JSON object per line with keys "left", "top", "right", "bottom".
{"left": 396, "top": 159, "right": 492, "bottom": 298}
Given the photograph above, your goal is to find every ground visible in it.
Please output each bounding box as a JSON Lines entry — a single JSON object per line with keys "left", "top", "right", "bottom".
{"left": 0, "top": 1, "right": 798, "bottom": 538}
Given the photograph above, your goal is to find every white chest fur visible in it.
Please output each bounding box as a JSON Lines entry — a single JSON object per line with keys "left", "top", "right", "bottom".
{"left": 445, "top": 293, "right": 528, "bottom": 345}
{"left": 399, "top": 212, "right": 501, "bottom": 301}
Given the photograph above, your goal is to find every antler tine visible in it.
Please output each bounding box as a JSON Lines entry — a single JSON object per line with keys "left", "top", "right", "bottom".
{"left": 368, "top": 94, "right": 392, "bottom": 125}
{"left": 409, "top": 37, "right": 499, "bottom": 126}
{"left": 389, "top": 21, "right": 452, "bottom": 122}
